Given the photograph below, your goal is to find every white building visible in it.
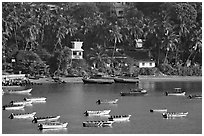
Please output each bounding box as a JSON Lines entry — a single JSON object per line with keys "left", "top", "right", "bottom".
{"left": 138, "top": 61, "right": 156, "bottom": 68}
{"left": 71, "top": 41, "right": 84, "bottom": 59}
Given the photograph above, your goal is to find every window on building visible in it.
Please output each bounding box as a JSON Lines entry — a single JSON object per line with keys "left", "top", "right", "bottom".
{"left": 78, "top": 52, "right": 82, "bottom": 56}
{"left": 118, "top": 10, "right": 124, "bottom": 15}
{"left": 73, "top": 51, "right": 77, "bottom": 55}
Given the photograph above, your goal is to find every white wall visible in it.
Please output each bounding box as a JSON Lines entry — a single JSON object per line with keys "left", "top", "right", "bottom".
{"left": 139, "top": 62, "right": 155, "bottom": 68}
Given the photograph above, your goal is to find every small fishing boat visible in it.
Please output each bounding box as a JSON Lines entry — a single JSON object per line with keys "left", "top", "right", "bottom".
{"left": 84, "top": 110, "right": 111, "bottom": 116}
{"left": 188, "top": 94, "right": 202, "bottom": 99}
{"left": 96, "top": 99, "right": 118, "bottom": 105}
{"left": 2, "top": 104, "right": 24, "bottom": 110}
{"left": 162, "top": 112, "right": 188, "bottom": 118}
{"left": 38, "top": 122, "right": 68, "bottom": 129}
{"left": 83, "top": 120, "right": 114, "bottom": 127}
{"left": 150, "top": 108, "right": 168, "bottom": 113}
{"left": 165, "top": 88, "right": 186, "bottom": 96}
{"left": 6, "top": 88, "right": 32, "bottom": 94}
{"left": 108, "top": 115, "right": 131, "bottom": 122}
{"left": 114, "top": 77, "right": 139, "bottom": 83}
{"left": 24, "top": 97, "right": 47, "bottom": 102}
{"left": 120, "top": 88, "right": 147, "bottom": 96}
{"left": 82, "top": 78, "right": 114, "bottom": 84}
{"left": 8, "top": 112, "right": 36, "bottom": 119}
{"left": 10, "top": 100, "right": 32, "bottom": 105}
{"left": 32, "top": 115, "right": 60, "bottom": 123}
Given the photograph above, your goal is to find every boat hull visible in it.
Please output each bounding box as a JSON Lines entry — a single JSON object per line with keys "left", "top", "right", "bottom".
{"left": 120, "top": 92, "right": 147, "bottom": 96}
{"left": 83, "top": 121, "right": 113, "bottom": 127}
{"left": 114, "top": 77, "right": 139, "bottom": 83}
{"left": 84, "top": 110, "right": 111, "bottom": 116}
{"left": 82, "top": 78, "right": 114, "bottom": 84}
{"left": 9, "top": 112, "right": 36, "bottom": 119}
{"left": 32, "top": 116, "right": 60, "bottom": 123}
{"left": 24, "top": 97, "right": 46, "bottom": 102}
{"left": 165, "top": 92, "right": 186, "bottom": 96}
{"left": 7, "top": 88, "right": 32, "bottom": 94}
{"left": 38, "top": 122, "right": 68, "bottom": 129}
{"left": 96, "top": 99, "right": 118, "bottom": 104}
{"left": 150, "top": 109, "right": 167, "bottom": 113}
{"left": 3, "top": 105, "right": 24, "bottom": 110}
{"left": 162, "top": 112, "right": 188, "bottom": 118}
{"left": 108, "top": 115, "right": 131, "bottom": 122}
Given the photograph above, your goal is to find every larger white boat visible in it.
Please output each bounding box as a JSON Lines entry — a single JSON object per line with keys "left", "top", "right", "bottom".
{"left": 32, "top": 115, "right": 60, "bottom": 123}
{"left": 38, "top": 122, "right": 68, "bottom": 129}
{"left": 24, "top": 97, "right": 47, "bottom": 102}
{"left": 165, "top": 88, "right": 186, "bottom": 96}
{"left": 84, "top": 110, "right": 111, "bottom": 116}
{"left": 8, "top": 112, "right": 36, "bottom": 119}
{"left": 6, "top": 88, "right": 32, "bottom": 94}
{"left": 3, "top": 104, "right": 24, "bottom": 110}
{"left": 83, "top": 120, "right": 114, "bottom": 127}
{"left": 162, "top": 112, "right": 188, "bottom": 118}
{"left": 108, "top": 115, "right": 131, "bottom": 122}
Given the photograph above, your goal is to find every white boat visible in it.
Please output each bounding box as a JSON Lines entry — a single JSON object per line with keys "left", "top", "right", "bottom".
{"left": 38, "top": 122, "right": 68, "bottom": 129}
{"left": 165, "top": 88, "right": 186, "bottom": 96}
{"left": 83, "top": 120, "right": 114, "bottom": 127}
{"left": 84, "top": 110, "right": 111, "bottom": 116}
{"left": 10, "top": 100, "right": 32, "bottom": 105}
{"left": 32, "top": 115, "right": 60, "bottom": 123}
{"left": 96, "top": 99, "right": 118, "bottom": 105}
{"left": 188, "top": 95, "right": 202, "bottom": 99}
{"left": 162, "top": 112, "right": 188, "bottom": 118}
{"left": 108, "top": 115, "right": 131, "bottom": 122}
{"left": 7, "top": 88, "right": 32, "bottom": 94}
{"left": 8, "top": 112, "right": 36, "bottom": 119}
{"left": 3, "top": 104, "right": 24, "bottom": 110}
{"left": 150, "top": 108, "right": 168, "bottom": 113}
{"left": 24, "top": 97, "right": 47, "bottom": 102}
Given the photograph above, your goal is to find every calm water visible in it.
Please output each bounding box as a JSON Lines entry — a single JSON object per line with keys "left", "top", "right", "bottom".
{"left": 2, "top": 80, "right": 202, "bottom": 134}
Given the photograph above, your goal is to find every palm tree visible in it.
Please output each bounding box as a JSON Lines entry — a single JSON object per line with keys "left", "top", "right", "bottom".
{"left": 108, "top": 23, "right": 123, "bottom": 58}
{"left": 88, "top": 44, "right": 109, "bottom": 71}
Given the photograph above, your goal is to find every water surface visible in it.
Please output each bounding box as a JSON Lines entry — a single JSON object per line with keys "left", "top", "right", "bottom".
{"left": 2, "top": 80, "right": 202, "bottom": 134}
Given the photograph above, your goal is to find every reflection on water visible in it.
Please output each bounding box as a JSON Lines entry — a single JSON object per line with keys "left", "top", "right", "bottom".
{"left": 2, "top": 80, "right": 202, "bottom": 134}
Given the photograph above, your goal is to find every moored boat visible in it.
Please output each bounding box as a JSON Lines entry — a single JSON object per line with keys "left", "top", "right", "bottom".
{"left": 150, "top": 108, "right": 168, "bottom": 113}
{"left": 162, "top": 112, "right": 188, "bottom": 118}
{"left": 10, "top": 100, "right": 32, "bottom": 105}
{"left": 165, "top": 88, "right": 186, "bottom": 96}
{"left": 32, "top": 115, "right": 60, "bottom": 123}
{"left": 82, "top": 78, "right": 114, "bottom": 84}
{"left": 3, "top": 104, "right": 24, "bottom": 110}
{"left": 188, "top": 94, "right": 202, "bottom": 99}
{"left": 8, "top": 112, "right": 36, "bottom": 119}
{"left": 24, "top": 97, "right": 47, "bottom": 102}
{"left": 108, "top": 115, "right": 131, "bottom": 122}
{"left": 6, "top": 88, "right": 32, "bottom": 94}
{"left": 114, "top": 77, "right": 139, "bottom": 83}
{"left": 84, "top": 110, "right": 111, "bottom": 116}
{"left": 83, "top": 120, "right": 113, "bottom": 127}
{"left": 96, "top": 99, "right": 118, "bottom": 105}
{"left": 38, "top": 122, "right": 68, "bottom": 129}
{"left": 120, "top": 88, "right": 147, "bottom": 96}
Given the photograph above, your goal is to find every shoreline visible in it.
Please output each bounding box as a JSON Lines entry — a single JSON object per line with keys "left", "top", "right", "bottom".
{"left": 29, "top": 76, "right": 202, "bottom": 84}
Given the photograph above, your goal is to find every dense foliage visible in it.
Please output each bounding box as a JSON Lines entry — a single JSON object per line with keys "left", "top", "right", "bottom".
{"left": 2, "top": 2, "right": 202, "bottom": 76}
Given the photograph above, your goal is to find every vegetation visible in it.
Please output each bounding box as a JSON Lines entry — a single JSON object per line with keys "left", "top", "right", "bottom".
{"left": 2, "top": 2, "right": 202, "bottom": 76}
